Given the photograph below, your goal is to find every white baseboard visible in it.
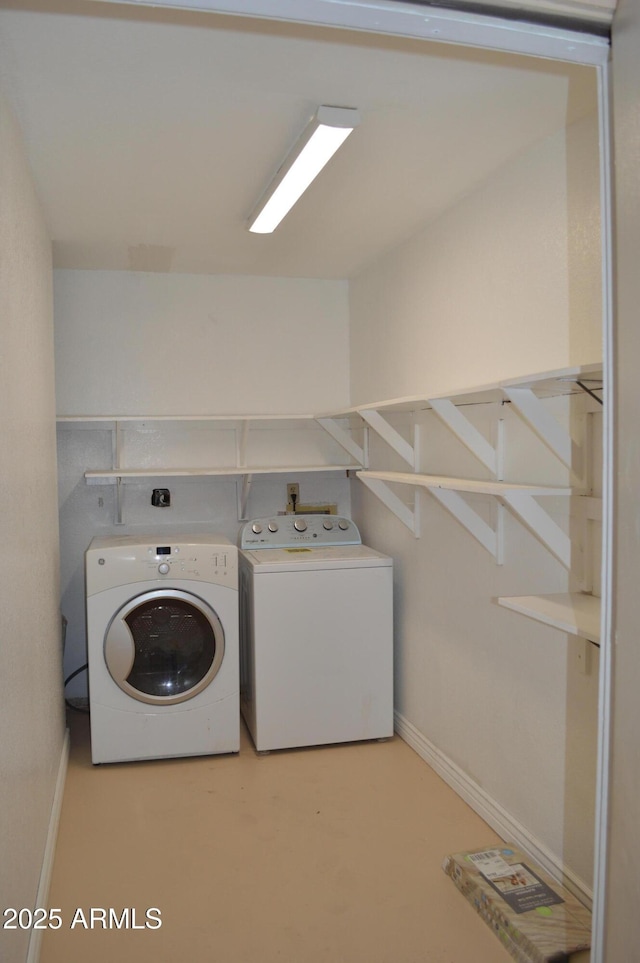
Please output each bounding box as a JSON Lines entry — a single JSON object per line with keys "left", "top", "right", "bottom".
{"left": 394, "top": 711, "right": 593, "bottom": 909}
{"left": 27, "top": 728, "right": 70, "bottom": 963}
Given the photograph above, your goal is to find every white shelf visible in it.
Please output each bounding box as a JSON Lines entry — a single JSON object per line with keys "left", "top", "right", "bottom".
{"left": 59, "top": 363, "right": 601, "bottom": 537}
{"left": 345, "top": 364, "right": 602, "bottom": 562}
{"left": 497, "top": 593, "right": 601, "bottom": 644}
{"left": 357, "top": 471, "right": 574, "bottom": 565}
{"left": 356, "top": 470, "right": 571, "bottom": 498}
{"left": 57, "top": 413, "right": 318, "bottom": 423}
{"left": 85, "top": 464, "right": 351, "bottom": 483}
{"left": 318, "top": 362, "right": 603, "bottom": 419}
{"left": 58, "top": 413, "right": 359, "bottom": 522}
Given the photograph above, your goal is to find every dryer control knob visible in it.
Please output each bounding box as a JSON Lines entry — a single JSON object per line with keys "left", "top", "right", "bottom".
{"left": 158, "top": 562, "right": 170, "bottom": 575}
{"left": 252, "top": 522, "right": 263, "bottom": 534}
{"left": 294, "top": 519, "right": 307, "bottom": 532}
{"left": 338, "top": 520, "right": 350, "bottom": 531}
{"left": 323, "top": 520, "right": 334, "bottom": 530}
{"left": 268, "top": 522, "right": 279, "bottom": 532}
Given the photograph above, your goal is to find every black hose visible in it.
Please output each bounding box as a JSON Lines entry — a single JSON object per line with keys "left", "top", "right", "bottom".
{"left": 64, "top": 663, "right": 89, "bottom": 714}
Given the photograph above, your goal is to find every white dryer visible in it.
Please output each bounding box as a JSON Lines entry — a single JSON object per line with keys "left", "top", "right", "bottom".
{"left": 239, "top": 515, "right": 393, "bottom": 753}
{"left": 86, "top": 534, "right": 239, "bottom": 764}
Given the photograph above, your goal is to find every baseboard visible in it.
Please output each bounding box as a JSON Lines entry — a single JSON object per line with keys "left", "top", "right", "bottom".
{"left": 394, "top": 711, "right": 593, "bottom": 909}
{"left": 26, "top": 728, "right": 70, "bottom": 963}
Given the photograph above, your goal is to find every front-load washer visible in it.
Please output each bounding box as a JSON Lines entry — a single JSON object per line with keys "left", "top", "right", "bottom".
{"left": 239, "top": 515, "right": 393, "bottom": 753}
{"left": 86, "top": 534, "right": 239, "bottom": 764}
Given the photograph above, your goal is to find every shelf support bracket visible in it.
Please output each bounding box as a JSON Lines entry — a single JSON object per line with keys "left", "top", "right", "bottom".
{"left": 115, "top": 477, "right": 123, "bottom": 526}
{"left": 359, "top": 409, "right": 415, "bottom": 468}
{"left": 428, "top": 488, "right": 500, "bottom": 561}
{"left": 236, "top": 420, "right": 250, "bottom": 469}
{"left": 237, "top": 473, "right": 253, "bottom": 522}
{"left": 357, "top": 474, "right": 420, "bottom": 537}
{"left": 428, "top": 398, "right": 497, "bottom": 475}
{"left": 316, "top": 417, "right": 366, "bottom": 466}
{"left": 502, "top": 491, "right": 572, "bottom": 568}
{"left": 114, "top": 420, "right": 124, "bottom": 525}
{"left": 502, "top": 387, "right": 582, "bottom": 479}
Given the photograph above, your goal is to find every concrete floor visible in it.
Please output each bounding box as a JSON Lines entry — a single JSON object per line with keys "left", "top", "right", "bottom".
{"left": 40, "top": 711, "right": 514, "bottom": 963}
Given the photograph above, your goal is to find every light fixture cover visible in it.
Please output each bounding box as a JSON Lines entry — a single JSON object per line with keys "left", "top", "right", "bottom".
{"left": 248, "top": 105, "right": 361, "bottom": 234}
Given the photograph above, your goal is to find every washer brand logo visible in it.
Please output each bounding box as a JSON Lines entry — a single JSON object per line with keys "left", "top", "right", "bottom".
{"left": 69, "top": 907, "right": 162, "bottom": 929}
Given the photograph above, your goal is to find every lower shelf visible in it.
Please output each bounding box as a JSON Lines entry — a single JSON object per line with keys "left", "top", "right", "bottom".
{"left": 496, "top": 592, "right": 601, "bottom": 645}
{"left": 356, "top": 470, "right": 573, "bottom": 566}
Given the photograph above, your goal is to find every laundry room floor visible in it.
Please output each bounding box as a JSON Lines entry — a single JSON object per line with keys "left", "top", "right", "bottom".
{"left": 40, "top": 711, "right": 515, "bottom": 963}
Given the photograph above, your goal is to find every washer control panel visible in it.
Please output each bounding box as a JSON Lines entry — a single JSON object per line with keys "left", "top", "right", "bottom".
{"left": 240, "top": 515, "right": 361, "bottom": 550}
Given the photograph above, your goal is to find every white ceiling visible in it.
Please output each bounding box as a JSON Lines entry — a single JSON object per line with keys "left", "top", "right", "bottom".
{"left": 0, "top": 0, "right": 599, "bottom": 279}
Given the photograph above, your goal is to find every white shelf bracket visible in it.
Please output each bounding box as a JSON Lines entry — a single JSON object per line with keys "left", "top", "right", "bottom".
{"left": 235, "top": 423, "right": 253, "bottom": 518}
{"left": 496, "top": 501, "right": 505, "bottom": 566}
{"left": 429, "top": 398, "right": 497, "bottom": 475}
{"left": 114, "top": 420, "right": 124, "bottom": 525}
{"left": 502, "top": 490, "right": 572, "bottom": 568}
{"left": 115, "top": 476, "right": 123, "bottom": 526}
{"left": 358, "top": 474, "right": 420, "bottom": 537}
{"left": 359, "top": 409, "right": 415, "bottom": 468}
{"left": 237, "top": 473, "right": 253, "bottom": 521}
{"left": 496, "top": 416, "right": 505, "bottom": 481}
{"left": 428, "top": 487, "right": 500, "bottom": 561}
{"left": 316, "top": 417, "right": 366, "bottom": 466}
{"left": 236, "top": 420, "right": 250, "bottom": 468}
{"left": 503, "top": 387, "right": 582, "bottom": 479}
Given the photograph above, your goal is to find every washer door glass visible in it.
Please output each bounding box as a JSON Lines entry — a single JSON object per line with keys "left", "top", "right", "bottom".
{"left": 104, "top": 589, "right": 225, "bottom": 706}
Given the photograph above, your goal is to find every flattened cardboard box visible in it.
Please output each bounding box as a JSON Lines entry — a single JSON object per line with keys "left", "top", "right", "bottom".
{"left": 443, "top": 845, "right": 591, "bottom": 963}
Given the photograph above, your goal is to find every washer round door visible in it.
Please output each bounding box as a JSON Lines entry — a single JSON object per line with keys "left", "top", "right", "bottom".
{"left": 104, "top": 588, "right": 225, "bottom": 706}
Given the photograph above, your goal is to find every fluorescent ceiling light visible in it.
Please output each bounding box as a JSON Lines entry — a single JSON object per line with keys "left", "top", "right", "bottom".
{"left": 248, "top": 105, "right": 361, "bottom": 234}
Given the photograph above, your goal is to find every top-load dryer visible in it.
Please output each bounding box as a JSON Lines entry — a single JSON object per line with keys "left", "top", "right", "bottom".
{"left": 238, "top": 515, "right": 393, "bottom": 753}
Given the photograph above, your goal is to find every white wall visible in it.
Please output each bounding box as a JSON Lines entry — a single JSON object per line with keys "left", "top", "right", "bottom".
{"left": 606, "top": 0, "right": 640, "bottom": 954}
{"left": 350, "top": 113, "right": 601, "bottom": 403}
{"left": 349, "top": 112, "right": 602, "bottom": 893}
{"left": 54, "top": 271, "right": 352, "bottom": 698}
{"left": 0, "top": 93, "right": 66, "bottom": 963}
{"left": 54, "top": 271, "right": 350, "bottom": 416}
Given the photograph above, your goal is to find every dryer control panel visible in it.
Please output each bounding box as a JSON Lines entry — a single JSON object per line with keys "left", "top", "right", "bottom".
{"left": 86, "top": 534, "right": 237, "bottom": 594}
{"left": 239, "top": 515, "right": 361, "bottom": 550}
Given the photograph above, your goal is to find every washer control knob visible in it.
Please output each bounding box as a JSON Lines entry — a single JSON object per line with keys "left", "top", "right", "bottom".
{"left": 252, "top": 522, "right": 263, "bottom": 534}
{"left": 294, "top": 518, "right": 307, "bottom": 532}
{"left": 338, "top": 520, "right": 350, "bottom": 531}
{"left": 158, "top": 562, "right": 170, "bottom": 575}
{"left": 268, "top": 522, "right": 279, "bottom": 533}
{"left": 323, "top": 519, "right": 334, "bottom": 530}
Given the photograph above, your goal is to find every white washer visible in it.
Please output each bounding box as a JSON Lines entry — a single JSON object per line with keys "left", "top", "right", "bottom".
{"left": 239, "top": 515, "right": 393, "bottom": 752}
{"left": 86, "top": 534, "right": 239, "bottom": 764}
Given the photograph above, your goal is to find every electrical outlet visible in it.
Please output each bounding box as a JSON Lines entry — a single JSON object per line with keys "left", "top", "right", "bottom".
{"left": 286, "top": 483, "right": 300, "bottom": 513}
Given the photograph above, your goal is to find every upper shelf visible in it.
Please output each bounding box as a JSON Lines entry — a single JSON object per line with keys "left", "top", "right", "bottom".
{"left": 85, "top": 464, "right": 351, "bottom": 482}
{"left": 56, "top": 413, "right": 319, "bottom": 425}
{"left": 317, "top": 362, "right": 603, "bottom": 419}
{"left": 54, "top": 363, "right": 604, "bottom": 425}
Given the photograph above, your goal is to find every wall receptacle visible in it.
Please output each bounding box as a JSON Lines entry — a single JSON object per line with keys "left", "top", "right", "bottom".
{"left": 286, "top": 483, "right": 300, "bottom": 513}
{"left": 151, "top": 489, "right": 171, "bottom": 507}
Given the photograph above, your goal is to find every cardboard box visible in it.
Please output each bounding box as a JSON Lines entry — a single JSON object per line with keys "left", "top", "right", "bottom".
{"left": 443, "top": 845, "right": 591, "bottom": 962}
